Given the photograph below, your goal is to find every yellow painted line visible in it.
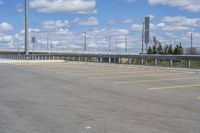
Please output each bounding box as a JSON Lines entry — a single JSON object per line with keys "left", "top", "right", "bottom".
{"left": 51, "top": 68, "right": 136, "bottom": 73}
{"left": 89, "top": 72, "right": 188, "bottom": 80}
{"left": 88, "top": 70, "right": 167, "bottom": 76}
{"left": 115, "top": 77, "right": 200, "bottom": 84}
{"left": 197, "top": 97, "right": 200, "bottom": 99}
{"left": 148, "top": 84, "right": 200, "bottom": 90}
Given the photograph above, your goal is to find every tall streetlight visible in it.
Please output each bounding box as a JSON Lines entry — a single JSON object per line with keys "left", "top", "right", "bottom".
{"left": 141, "top": 22, "right": 144, "bottom": 54}
{"left": 83, "top": 32, "right": 87, "bottom": 51}
{"left": 108, "top": 36, "right": 111, "bottom": 53}
{"left": 125, "top": 37, "right": 128, "bottom": 53}
{"left": 25, "top": 0, "right": 29, "bottom": 55}
{"left": 190, "top": 32, "right": 193, "bottom": 55}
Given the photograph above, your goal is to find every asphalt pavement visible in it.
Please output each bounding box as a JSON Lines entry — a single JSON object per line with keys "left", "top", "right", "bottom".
{"left": 0, "top": 61, "right": 200, "bottom": 133}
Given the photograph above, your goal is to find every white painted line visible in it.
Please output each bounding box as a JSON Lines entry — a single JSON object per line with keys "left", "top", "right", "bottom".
{"left": 85, "top": 126, "right": 91, "bottom": 129}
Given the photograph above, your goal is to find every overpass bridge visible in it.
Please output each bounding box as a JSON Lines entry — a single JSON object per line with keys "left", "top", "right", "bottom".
{"left": 0, "top": 51, "right": 200, "bottom": 68}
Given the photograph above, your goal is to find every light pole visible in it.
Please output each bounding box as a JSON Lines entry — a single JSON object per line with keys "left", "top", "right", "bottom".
{"left": 190, "top": 32, "right": 193, "bottom": 55}
{"left": 116, "top": 39, "right": 118, "bottom": 53}
{"left": 47, "top": 35, "right": 49, "bottom": 50}
{"left": 142, "top": 22, "right": 144, "bottom": 54}
{"left": 109, "top": 36, "right": 111, "bottom": 53}
{"left": 125, "top": 37, "right": 128, "bottom": 53}
{"left": 83, "top": 32, "right": 87, "bottom": 51}
{"left": 25, "top": 0, "right": 29, "bottom": 55}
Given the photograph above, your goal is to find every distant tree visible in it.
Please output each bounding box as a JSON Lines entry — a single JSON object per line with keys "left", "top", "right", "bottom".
{"left": 174, "top": 44, "right": 183, "bottom": 55}
{"left": 168, "top": 44, "right": 173, "bottom": 55}
{"left": 147, "top": 46, "right": 153, "bottom": 54}
{"left": 163, "top": 45, "right": 169, "bottom": 54}
{"left": 152, "top": 44, "right": 157, "bottom": 54}
{"left": 174, "top": 44, "right": 178, "bottom": 55}
{"left": 179, "top": 43, "right": 183, "bottom": 55}
{"left": 157, "top": 43, "right": 163, "bottom": 54}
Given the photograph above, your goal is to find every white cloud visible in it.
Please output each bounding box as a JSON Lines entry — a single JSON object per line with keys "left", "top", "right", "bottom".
{"left": 42, "top": 20, "right": 69, "bottom": 29}
{"left": 72, "top": 17, "right": 99, "bottom": 26}
{"left": 156, "top": 23, "right": 191, "bottom": 31}
{"left": 30, "top": 0, "right": 97, "bottom": 14}
{"left": 0, "top": 35, "right": 13, "bottom": 43}
{"left": 0, "top": 0, "right": 3, "bottom": 5}
{"left": 161, "top": 16, "right": 200, "bottom": 27}
{"left": 16, "top": 3, "right": 23, "bottom": 12}
{"left": 0, "top": 22, "right": 13, "bottom": 32}
{"left": 111, "top": 29, "right": 130, "bottom": 36}
{"left": 130, "top": 24, "right": 142, "bottom": 31}
{"left": 129, "top": 16, "right": 200, "bottom": 31}
{"left": 117, "top": 0, "right": 136, "bottom": 3}
{"left": 148, "top": 0, "right": 200, "bottom": 12}
{"left": 123, "top": 19, "right": 133, "bottom": 24}
{"left": 108, "top": 19, "right": 116, "bottom": 25}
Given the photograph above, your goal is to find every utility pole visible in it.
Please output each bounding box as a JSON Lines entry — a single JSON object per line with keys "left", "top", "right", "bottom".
{"left": 47, "top": 36, "right": 49, "bottom": 50}
{"left": 25, "top": 0, "right": 29, "bottom": 55}
{"left": 109, "top": 36, "right": 111, "bottom": 52}
{"left": 190, "top": 32, "right": 193, "bottom": 55}
{"left": 18, "top": 45, "right": 20, "bottom": 55}
{"left": 83, "top": 32, "right": 87, "bottom": 51}
{"left": 142, "top": 22, "right": 144, "bottom": 54}
{"left": 51, "top": 40, "right": 53, "bottom": 51}
{"left": 116, "top": 39, "right": 118, "bottom": 52}
{"left": 125, "top": 37, "right": 128, "bottom": 53}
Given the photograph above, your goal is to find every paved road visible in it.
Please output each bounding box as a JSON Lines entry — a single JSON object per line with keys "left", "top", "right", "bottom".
{"left": 0, "top": 62, "right": 200, "bottom": 133}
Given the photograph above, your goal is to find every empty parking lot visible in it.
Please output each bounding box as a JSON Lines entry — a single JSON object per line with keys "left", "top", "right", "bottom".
{"left": 0, "top": 61, "right": 200, "bottom": 133}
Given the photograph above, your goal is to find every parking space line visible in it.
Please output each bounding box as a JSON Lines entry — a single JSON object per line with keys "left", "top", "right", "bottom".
{"left": 115, "top": 77, "right": 200, "bottom": 84}
{"left": 51, "top": 68, "right": 142, "bottom": 73}
{"left": 148, "top": 84, "right": 200, "bottom": 90}
{"left": 89, "top": 72, "right": 189, "bottom": 80}
{"left": 87, "top": 70, "right": 167, "bottom": 76}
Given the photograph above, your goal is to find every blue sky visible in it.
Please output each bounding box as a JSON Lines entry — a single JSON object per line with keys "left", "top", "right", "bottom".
{"left": 0, "top": 0, "right": 200, "bottom": 52}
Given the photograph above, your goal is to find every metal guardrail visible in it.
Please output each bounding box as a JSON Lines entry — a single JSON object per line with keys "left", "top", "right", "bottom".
{"left": 1, "top": 52, "right": 200, "bottom": 68}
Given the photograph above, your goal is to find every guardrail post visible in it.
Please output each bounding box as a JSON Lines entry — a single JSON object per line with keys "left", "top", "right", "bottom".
{"left": 170, "top": 60, "right": 173, "bottom": 67}
{"left": 118, "top": 58, "right": 121, "bottom": 64}
{"left": 100, "top": 57, "right": 103, "bottom": 63}
{"left": 155, "top": 59, "right": 158, "bottom": 66}
{"left": 188, "top": 60, "right": 191, "bottom": 68}
{"left": 109, "top": 57, "right": 111, "bottom": 63}
{"left": 141, "top": 58, "right": 144, "bottom": 65}
{"left": 128, "top": 58, "right": 132, "bottom": 64}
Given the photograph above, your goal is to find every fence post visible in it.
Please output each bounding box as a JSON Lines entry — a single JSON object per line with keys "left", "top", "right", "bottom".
{"left": 128, "top": 58, "right": 132, "bottom": 64}
{"left": 109, "top": 57, "right": 111, "bottom": 63}
{"left": 118, "top": 58, "right": 121, "bottom": 64}
{"left": 155, "top": 59, "right": 158, "bottom": 66}
{"left": 170, "top": 60, "right": 173, "bottom": 67}
{"left": 188, "top": 60, "right": 191, "bottom": 68}
{"left": 141, "top": 58, "right": 144, "bottom": 65}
